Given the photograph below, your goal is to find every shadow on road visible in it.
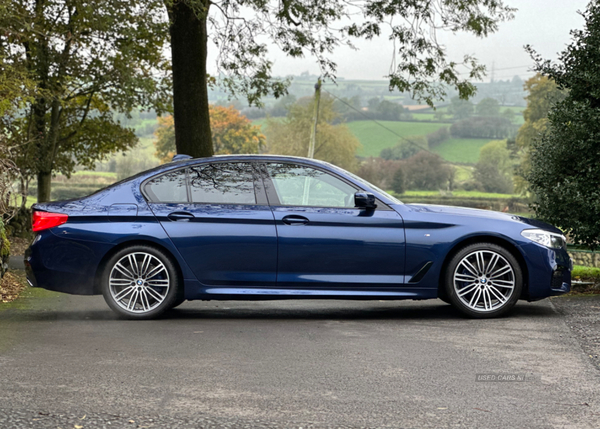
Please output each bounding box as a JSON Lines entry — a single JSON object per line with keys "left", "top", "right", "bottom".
{"left": 2, "top": 299, "right": 559, "bottom": 322}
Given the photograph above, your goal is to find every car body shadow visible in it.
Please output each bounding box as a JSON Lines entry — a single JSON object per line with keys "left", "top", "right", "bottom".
{"left": 3, "top": 299, "right": 559, "bottom": 322}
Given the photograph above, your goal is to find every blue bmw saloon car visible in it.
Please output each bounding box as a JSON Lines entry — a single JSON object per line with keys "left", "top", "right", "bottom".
{"left": 25, "top": 155, "right": 571, "bottom": 319}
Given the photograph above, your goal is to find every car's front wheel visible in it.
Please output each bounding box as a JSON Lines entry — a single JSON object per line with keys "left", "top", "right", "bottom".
{"left": 445, "top": 243, "right": 523, "bottom": 318}
{"left": 102, "top": 245, "right": 181, "bottom": 319}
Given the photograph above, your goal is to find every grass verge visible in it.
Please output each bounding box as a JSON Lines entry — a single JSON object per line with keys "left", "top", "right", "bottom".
{"left": 572, "top": 265, "right": 600, "bottom": 280}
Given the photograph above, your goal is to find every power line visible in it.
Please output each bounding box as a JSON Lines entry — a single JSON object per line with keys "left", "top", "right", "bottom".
{"left": 323, "top": 88, "right": 443, "bottom": 159}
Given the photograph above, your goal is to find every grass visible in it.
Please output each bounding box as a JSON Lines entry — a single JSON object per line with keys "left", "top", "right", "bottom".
{"left": 430, "top": 138, "right": 493, "bottom": 164}
{"left": 402, "top": 190, "right": 518, "bottom": 199}
{"left": 572, "top": 265, "right": 600, "bottom": 279}
{"left": 347, "top": 120, "right": 447, "bottom": 157}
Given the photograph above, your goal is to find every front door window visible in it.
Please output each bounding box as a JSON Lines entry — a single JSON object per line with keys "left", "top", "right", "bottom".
{"left": 266, "top": 164, "right": 356, "bottom": 208}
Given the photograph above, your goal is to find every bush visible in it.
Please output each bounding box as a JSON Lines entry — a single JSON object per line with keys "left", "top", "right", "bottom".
{"left": 473, "top": 165, "right": 514, "bottom": 194}
{"left": 356, "top": 158, "right": 403, "bottom": 190}
{"left": 391, "top": 167, "right": 405, "bottom": 194}
{"left": 402, "top": 152, "right": 454, "bottom": 191}
{"left": 380, "top": 136, "right": 428, "bottom": 160}
{"left": 473, "top": 140, "right": 514, "bottom": 194}
{"left": 426, "top": 127, "right": 450, "bottom": 148}
{"left": 460, "top": 180, "right": 485, "bottom": 192}
{"left": 450, "top": 116, "right": 515, "bottom": 139}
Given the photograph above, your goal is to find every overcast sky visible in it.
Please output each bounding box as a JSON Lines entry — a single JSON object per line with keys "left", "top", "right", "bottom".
{"left": 259, "top": 0, "right": 590, "bottom": 82}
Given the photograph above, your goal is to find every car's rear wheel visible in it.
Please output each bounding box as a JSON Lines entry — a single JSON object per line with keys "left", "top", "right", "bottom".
{"left": 445, "top": 243, "right": 522, "bottom": 318}
{"left": 102, "top": 245, "right": 181, "bottom": 319}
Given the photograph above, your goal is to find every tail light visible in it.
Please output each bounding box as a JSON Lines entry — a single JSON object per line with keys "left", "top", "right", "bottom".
{"left": 32, "top": 211, "right": 68, "bottom": 232}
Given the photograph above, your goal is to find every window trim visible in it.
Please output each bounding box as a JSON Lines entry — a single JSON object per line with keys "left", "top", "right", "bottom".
{"left": 259, "top": 161, "right": 392, "bottom": 211}
{"left": 142, "top": 161, "right": 268, "bottom": 206}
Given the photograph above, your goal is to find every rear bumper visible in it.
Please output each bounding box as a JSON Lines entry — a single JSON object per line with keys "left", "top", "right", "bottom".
{"left": 25, "top": 231, "right": 112, "bottom": 295}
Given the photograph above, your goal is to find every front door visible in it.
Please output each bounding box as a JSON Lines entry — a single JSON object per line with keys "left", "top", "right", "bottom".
{"left": 262, "top": 162, "right": 406, "bottom": 289}
{"left": 146, "top": 162, "right": 277, "bottom": 286}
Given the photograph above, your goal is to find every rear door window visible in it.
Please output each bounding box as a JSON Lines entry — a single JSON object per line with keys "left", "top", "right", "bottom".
{"left": 188, "top": 163, "right": 257, "bottom": 204}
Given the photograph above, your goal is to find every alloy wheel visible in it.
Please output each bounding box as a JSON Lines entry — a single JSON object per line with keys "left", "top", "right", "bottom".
{"left": 108, "top": 252, "right": 171, "bottom": 314}
{"left": 453, "top": 250, "right": 516, "bottom": 313}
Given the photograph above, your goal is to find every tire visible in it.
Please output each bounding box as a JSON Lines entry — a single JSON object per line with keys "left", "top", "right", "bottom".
{"left": 171, "top": 298, "right": 186, "bottom": 309}
{"left": 445, "top": 243, "right": 522, "bottom": 318}
{"left": 102, "top": 245, "right": 182, "bottom": 320}
{"left": 438, "top": 296, "right": 451, "bottom": 305}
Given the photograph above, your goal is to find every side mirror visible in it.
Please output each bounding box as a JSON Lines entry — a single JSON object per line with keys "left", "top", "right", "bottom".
{"left": 354, "top": 192, "right": 377, "bottom": 209}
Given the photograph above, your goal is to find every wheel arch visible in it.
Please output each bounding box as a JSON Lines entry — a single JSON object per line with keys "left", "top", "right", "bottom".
{"left": 93, "top": 239, "right": 185, "bottom": 295}
{"left": 437, "top": 235, "right": 529, "bottom": 300}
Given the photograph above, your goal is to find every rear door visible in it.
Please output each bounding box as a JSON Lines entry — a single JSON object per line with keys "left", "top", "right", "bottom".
{"left": 261, "top": 162, "right": 406, "bottom": 288}
{"left": 145, "top": 162, "right": 277, "bottom": 286}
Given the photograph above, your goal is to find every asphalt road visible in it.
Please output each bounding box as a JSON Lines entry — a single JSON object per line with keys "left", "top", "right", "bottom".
{"left": 1, "top": 288, "right": 600, "bottom": 429}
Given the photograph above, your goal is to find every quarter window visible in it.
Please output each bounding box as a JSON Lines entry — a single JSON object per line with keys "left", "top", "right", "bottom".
{"left": 266, "top": 163, "right": 356, "bottom": 208}
{"left": 188, "top": 163, "right": 256, "bottom": 204}
{"left": 145, "top": 169, "right": 188, "bottom": 203}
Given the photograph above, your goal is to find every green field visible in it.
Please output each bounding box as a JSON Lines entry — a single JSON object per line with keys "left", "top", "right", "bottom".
{"left": 430, "top": 138, "right": 492, "bottom": 164}
{"left": 346, "top": 121, "right": 447, "bottom": 157}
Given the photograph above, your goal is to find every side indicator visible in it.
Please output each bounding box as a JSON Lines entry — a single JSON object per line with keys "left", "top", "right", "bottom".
{"left": 32, "top": 211, "right": 69, "bottom": 232}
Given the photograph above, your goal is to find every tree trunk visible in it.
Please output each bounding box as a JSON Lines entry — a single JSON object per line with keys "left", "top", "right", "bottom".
{"left": 167, "top": 1, "right": 213, "bottom": 158}
{"left": 37, "top": 171, "right": 52, "bottom": 202}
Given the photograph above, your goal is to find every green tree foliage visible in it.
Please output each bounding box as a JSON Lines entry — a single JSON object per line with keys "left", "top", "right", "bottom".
{"left": 380, "top": 136, "right": 428, "bottom": 160}
{"left": 514, "top": 75, "right": 565, "bottom": 194}
{"left": 426, "top": 127, "right": 450, "bottom": 148}
{"left": 167, "top": 0, "right": 514, "bottom": 158}
{"left": 402, "top": 152, "right": 454, "bottom": 191}
{"left": 356, "top": 158, "right": 403, "bottom": 191}
{"left": 366, "top": 98, "right": 411, "bottom": 121}
{"left": 154, "top": 106, "right": 266, "bottom": 164}
{"left": 391, "top": 167, "right": 406, "bottom": 195}
{"left": 525, "top": 2, "right": 600, "bottom": 247}
{"left": 0, "top": 0, "right": 171, "bottom": 202}
{"left": 333, "top": 96, "right": 364, "bottom": 122}
{"left": 450, "top": 116, "right": 515, "bottom": 139}
{"left": 269, "top": 95, "right": 298, "bottom": 117}
{"left": 473, "top": 140, "right": 513, "bottom": 193}
{"left": 447, "top": 96, "right": 475, "bottom": 120}
{"left": 265, "top": 96, "right": 360, "bottom": 172}
{"left": 476, "top": 98, "right": 501, "bottom": 117}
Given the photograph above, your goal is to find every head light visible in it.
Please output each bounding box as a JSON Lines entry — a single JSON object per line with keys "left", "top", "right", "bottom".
{"left": 521, "top": 229, "right": 566, "bottom": 249}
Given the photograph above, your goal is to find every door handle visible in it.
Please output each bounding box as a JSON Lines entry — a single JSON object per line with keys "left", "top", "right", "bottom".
{"left": 167, "top": 211, "right": 195, "bottom": 221}
{"left": 282, "top": 215, "right": 309, "bottom": 225}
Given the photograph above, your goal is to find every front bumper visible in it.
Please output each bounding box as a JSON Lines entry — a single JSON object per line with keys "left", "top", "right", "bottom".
{"left": 520, "top": 242, "right": 571, "bottom": 300}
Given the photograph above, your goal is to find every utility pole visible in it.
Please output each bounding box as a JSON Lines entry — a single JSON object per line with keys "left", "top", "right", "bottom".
{"left": 307, "top": 78, "right": 322, "bottom": 159}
